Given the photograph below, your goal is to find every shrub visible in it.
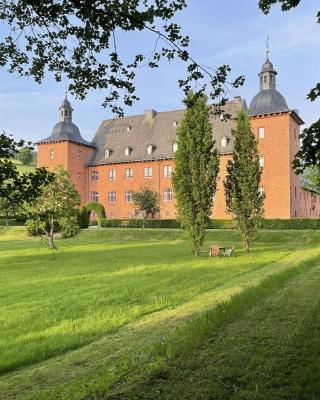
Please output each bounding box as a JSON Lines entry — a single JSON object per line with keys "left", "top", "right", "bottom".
{"left": 100, "top": 219, "right": 122, "bottom": 227}
{"left": 79, "top": 206, "right": 89, "bottom": 229}
{"left": 260, "top": 219, "right": 320, "bottom": 230}
{"left": 127, "top": 219, "right": 181, "bottom": 228}
{"left": 84, "top": 202, "right": 106, "bottom": 226}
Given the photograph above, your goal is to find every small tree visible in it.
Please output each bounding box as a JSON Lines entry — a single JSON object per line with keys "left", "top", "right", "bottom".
{"left": 17, "top": 148, "right": 33, "bottom": 165}
{"left": 132, "top": 187, "right": 160, "bottom": 225}
{"left": 302, "top": 166, "right": 320, "bottom": 193}
{"left": 0, "top": 197, "right": 13, "bottom": 226}
{"left": 24, "top": 168, "right": 80, "bottom": 250}
{"left": 172, "top": 92, "right": 220, "bottom": 255}
{"left": 224, "top": 110, "right": 265, "bottom": 252}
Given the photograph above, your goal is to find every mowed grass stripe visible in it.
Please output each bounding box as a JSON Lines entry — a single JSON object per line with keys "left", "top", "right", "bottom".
{"left": 0, "top": 228, "right": 319, "bottom": 400}
{"left": 117, "top": 264, "right": 320, "bottom": 400}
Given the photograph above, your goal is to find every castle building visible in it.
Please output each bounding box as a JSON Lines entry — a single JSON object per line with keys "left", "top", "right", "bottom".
{"left": 37, "top": 53, "right": 320, "bottom": 219}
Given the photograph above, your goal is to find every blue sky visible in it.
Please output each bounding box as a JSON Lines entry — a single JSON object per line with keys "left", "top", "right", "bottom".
{"left": 0, "top": 0, "right": 319, "bottom": 143}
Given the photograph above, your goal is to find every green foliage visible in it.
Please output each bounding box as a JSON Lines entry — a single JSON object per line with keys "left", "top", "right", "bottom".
{"left": 100, "top": 218, "right": 122, "bottom": 228}
{"left": 260, "top": 218, "right": 320, "bottom": 230}
{"left": 24, "top": 168, "right": 80, "bottom": 249}
{"left": 0, "top": 1, "right": 244, "bottom": 116}
{"left": 132, "top": 187, "right": 160, "bottom": 222}
{"left": 301, "top": 166, "right": 320, "bottom": 193}
{"left": 293, "top": 119, "right": 320, "bottom": 174}
{"left": 224, "top": 110, "right": 265, "bottom": 252}
{"left": 1, "top": 228, "right": 320, "bottom": 399}
{"left": 0, "top": 132, "right": 53, "bottom": 209}
{"left": 79, "top": 206, "right": 89, "bottom": 229}
{"left": 16, "top": 147, "right": 33, "bottom": 165}
{"left": 172, "top": 92, "right": 220, "bottom": 255}
{"left": 127, "top": 219, "right": 181, "bottom": 228}
{"left": 83, "top": 202, "right": 106, "bottom": 226}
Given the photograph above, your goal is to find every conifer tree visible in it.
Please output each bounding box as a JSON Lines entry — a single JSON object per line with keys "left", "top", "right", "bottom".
{"left": 172, "top": 92, "right": 220, "bottom": 255}
{"left": 224, "top": 110, "right": 265, "bottom": 252}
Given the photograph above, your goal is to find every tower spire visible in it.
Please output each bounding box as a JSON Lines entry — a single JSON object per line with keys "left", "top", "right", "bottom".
{"left": 259, "top": 38, "right": 277, "bottom": 91}
{"left": 59, "top": 92, "right": 73, "bottom": 123}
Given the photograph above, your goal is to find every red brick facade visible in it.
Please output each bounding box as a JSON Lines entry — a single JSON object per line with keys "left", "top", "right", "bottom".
{"left": 37, "top": 111, "right": 320, "bottom": 219}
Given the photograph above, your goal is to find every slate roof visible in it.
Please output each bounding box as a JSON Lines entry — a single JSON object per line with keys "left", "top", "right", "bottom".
{"left": 249, "top": 89, "right": 289, "bottom": 117}
{"left": 37, "top": 121, "right": 94, "bottom": 148}
{"left": 88, "top": 97, "right": 247, "bottom": 166}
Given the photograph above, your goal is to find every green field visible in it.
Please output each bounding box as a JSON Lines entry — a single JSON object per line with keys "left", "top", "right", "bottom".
{"left": 12, "top": 159, "right": 36, "bottom": 174}
{"left": 0, "top": 227, "right": 320, "bottom": 400}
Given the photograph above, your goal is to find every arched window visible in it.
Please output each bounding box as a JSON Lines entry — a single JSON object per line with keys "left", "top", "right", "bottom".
{"left": 172, "top": 142, "right": 178, "bottom": 153}
{"left": 124, "top": 146, "right": 132, "bottom": 156}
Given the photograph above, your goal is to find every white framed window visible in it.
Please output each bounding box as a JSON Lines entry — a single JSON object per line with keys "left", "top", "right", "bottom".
{"left": 125, "top": 168, "right": 133, "bottom": 180}
{"left": 124, "top": 146, "right": 132, "bottom": 156}
{"left": 164, "top": 165, "right": 172, "bottom": 177}
{"left": 259, "top": 155, "right": 265, "bottom": 168}
{"left": 125, "top": 190, "right": 133, "bottom": 203}
{"left": 147, "top": 144, "right": 155, "bottom": 155}
{"left": 173, "top": 121, "right": 178, "bottom": 128}
{"left": 220, "top": 136, "right": 228, "bottom": 148}
{"left": 144, "top": 167, "right": 152, "bottom": 178}
{"left": 108, "top": 169, "right": 116, "bottom": 181}
{"left": 258, "top": 127, "right": 265, "bottom": 139}
{"left": 91, "top": 171, "right": 99, "bottom": 181}
{"left": 50, "top": 148, "right": 54, "bottom": 160}
{"left": 259, "top": 186, "right": 265, "bottom": 196}
{"left": 91, "top": 191, "right": 99, "bottom": 202}
{"left": 108, "top": 191, "right": 116, "bottom": 204}
{"left": 78, "top": 172, "right": 81, "bottom": 181}
{"left": 164, "top": 188, "right": 173, "bottom": 202}
{"left": 105, "top": 148, "right": 112, "bottom": 158}
{"left": 77, "top": 150, "right": 81, "bottom": 160}
{"left": 172, "top": 142, "right": 178, "bottom": 153}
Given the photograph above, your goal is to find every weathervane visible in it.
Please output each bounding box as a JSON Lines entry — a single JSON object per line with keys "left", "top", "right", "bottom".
{"left": 64, "top": 84, "right": 68, "bottom": 99}
{"left": 266, "top": 34, "right": 270, "bottom": 57}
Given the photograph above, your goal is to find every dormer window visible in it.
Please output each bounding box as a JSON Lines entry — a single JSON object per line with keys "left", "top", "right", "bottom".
{"left": 173, "top": 121, "right": 178, "bottom": 128}
{"left": 65, "top": 110, "right": 68, "bottom": 117}
{"left": 172, "top": 142, "right": 178, "bottom": 153}
{"left": 147, "top": 144, "right": 155, "bottom": 155}
{"left": 105, "top": 148, "right": 112, "bottom": 158}
{"left": 124, "top": 146, "right": 132, "bottom": 156}
{"left": 127, "top": 125, "right": 132, "bottom": 132}
{"left": 220, "top": 136, "right": 229, "bottom": 148}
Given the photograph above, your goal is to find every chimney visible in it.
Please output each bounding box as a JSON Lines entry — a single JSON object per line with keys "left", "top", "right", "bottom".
{"left": 143, "top": 109, "right": 157, "bottom": 125}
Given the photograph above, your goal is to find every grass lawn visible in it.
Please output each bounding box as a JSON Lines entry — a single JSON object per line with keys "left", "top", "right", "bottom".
{"left": 0, "top": 227, "right": 320, "bottom": 400}
{"left": 12, "top": 159, "right": 36, "bottom": 174}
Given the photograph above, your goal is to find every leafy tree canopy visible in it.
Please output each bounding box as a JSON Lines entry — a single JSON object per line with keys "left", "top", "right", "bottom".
{"left": 132, "top": 187, "right": 160, "bottom": 220}
{"left": 301, "top": 165, "right": 320, "bottom": 194}
{"left": 24, "top": 168, "right": 80, "bottom": 249}
{"left": 17, "top": 147, "right": 33, "bottom": 165}
{"left": 293, "top": 118, "right": 320, "bottom": 173}
{"left": 0, "top": 0, "right": 244, "bottom": 116}
{"left": 224, "top": 110, "right": 265, "bottom": 252}
{"left": 172, "top": 92, "right": 220, "bottom": 256}
{"left": 0, "top": 132, "right": 53, "bottom": 208}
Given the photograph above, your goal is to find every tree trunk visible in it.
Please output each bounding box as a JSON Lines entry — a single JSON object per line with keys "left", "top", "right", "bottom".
{"left": 48, "top": 215, "right": 56, "bottom": 250}
{"left": 245, "top": 238, "right": 250, "bottom": 253}
{"left": 5, "top": 212, "right": 8, "bottom": 226}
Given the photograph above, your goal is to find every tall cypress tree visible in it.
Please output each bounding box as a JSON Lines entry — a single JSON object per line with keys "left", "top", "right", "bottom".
{"left": 172, "top": 92, "right": 220, "bottom": 255}
{"left": 224, "top": 110, "right": 265, "bottom": 252}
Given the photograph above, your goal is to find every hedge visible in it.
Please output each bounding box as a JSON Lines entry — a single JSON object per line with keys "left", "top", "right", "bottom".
{"left": 95, "top": 218, "right": 320, "bottom": 230}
